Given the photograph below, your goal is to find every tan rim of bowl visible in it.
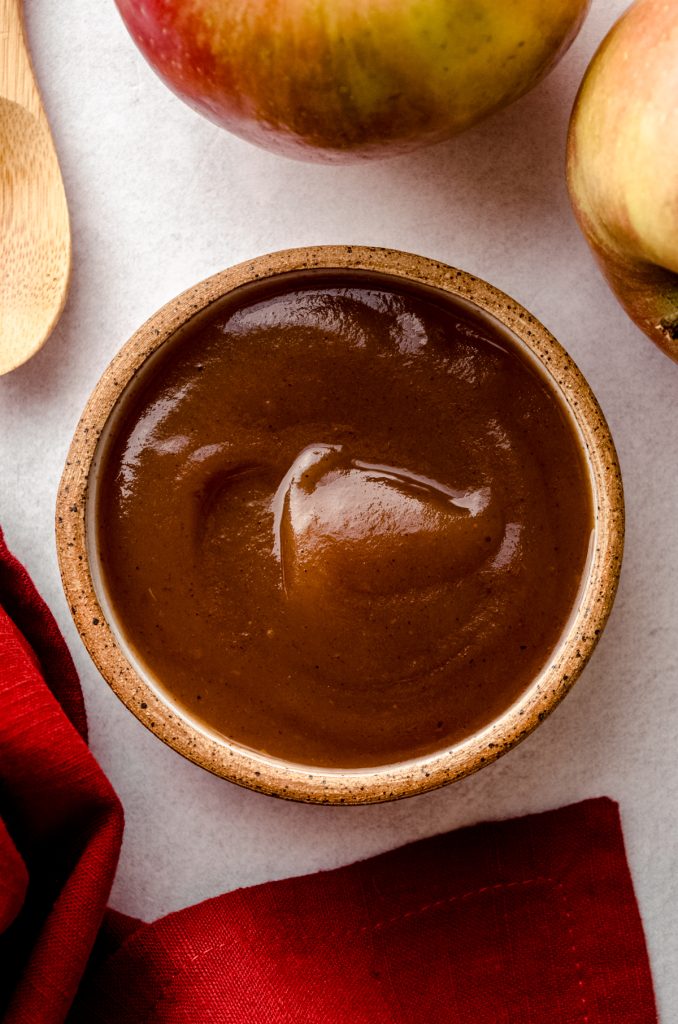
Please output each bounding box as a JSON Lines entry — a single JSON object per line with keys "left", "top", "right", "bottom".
{"left": 56, "top": 245, "right": 624, "bottom": 805}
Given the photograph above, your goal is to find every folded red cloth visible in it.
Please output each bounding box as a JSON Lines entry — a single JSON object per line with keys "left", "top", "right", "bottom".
{"left": 0, "top": 531, "right": 123, "bottom": 1023}
{"left": 0, "top": 530, "right": 658, "bottom": 1023}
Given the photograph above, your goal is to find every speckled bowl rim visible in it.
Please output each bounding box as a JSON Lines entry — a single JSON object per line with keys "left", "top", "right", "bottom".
{"left": 56, "top": 245, "right": 624, "bottom": 805}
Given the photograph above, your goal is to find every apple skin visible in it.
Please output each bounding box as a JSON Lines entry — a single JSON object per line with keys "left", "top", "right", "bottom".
{"left": 114, "top": 0, "right": 589, "bottom": 163}
{"left": 567, "top": 0, "right": 678, "bottom": 362}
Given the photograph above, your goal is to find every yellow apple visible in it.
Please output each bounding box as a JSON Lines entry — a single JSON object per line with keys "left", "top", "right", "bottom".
{"left": 568, "top": 0, "right": 678, "bottom": 361}
{"left": 116, "top": 0, "right": 589, "bottom": 162}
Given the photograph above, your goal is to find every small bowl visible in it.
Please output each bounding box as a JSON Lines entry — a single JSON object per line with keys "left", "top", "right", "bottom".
{"left": 56, "top": 246, "right": 624, "bottom": 804}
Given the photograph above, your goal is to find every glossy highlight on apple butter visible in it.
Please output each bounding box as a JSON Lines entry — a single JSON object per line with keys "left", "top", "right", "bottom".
{"left": 94, "top": 270, "right": 593, "bottom": 769}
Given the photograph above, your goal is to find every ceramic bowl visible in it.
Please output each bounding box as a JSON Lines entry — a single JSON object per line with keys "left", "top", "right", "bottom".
{"left": 56, "top": 245, "right": 624, "bottom": 804}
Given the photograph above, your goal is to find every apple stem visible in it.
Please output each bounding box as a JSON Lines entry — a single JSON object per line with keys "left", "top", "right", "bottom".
{"left": 659, "top": 315, "right": 678, "bottom": 343}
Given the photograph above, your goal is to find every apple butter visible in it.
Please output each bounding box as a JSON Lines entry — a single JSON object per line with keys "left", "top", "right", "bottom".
{"left": 96, "top": 271, "right": 593, "bottom": 768}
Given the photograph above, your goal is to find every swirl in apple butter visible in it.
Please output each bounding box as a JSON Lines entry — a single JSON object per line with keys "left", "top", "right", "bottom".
{"left": 96, "top": 271, "right": 593, "bottom": 768}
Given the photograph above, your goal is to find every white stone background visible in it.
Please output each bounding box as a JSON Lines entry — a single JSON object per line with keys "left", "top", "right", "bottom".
{"left": 1, "top": 0, "right": 676, "bottom": 1016}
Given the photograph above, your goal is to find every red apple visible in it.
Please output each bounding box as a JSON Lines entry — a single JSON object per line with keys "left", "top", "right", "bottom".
{"left": 568, "top": 0, "right": 678, "bottom": 362}
{"left": 115, "top": 0, "right": 589, "bottom": 163}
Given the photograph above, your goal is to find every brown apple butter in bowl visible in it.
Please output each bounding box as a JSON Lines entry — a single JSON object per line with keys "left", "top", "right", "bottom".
{"left": 57, "top": 247, "right": 623, "bottom": 802}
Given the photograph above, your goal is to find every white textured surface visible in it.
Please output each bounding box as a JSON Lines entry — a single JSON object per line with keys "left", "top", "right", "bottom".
{"left": 2, "top": 0, "right": 676, "bottom": 1016}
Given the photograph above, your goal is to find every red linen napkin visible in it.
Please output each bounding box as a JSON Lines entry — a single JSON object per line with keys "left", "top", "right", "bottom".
{"left": 0, "top": 529, "right": 658, "bottom": 1023}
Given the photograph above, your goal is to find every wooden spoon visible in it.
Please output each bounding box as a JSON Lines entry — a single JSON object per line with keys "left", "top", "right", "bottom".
{"left": 0, "top": 0, "right": 70, "bottom": 375}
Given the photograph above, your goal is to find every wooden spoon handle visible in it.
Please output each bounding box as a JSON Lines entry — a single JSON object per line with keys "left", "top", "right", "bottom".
{"left": 0, "top": 0, "right": 43, "bottom": 118}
